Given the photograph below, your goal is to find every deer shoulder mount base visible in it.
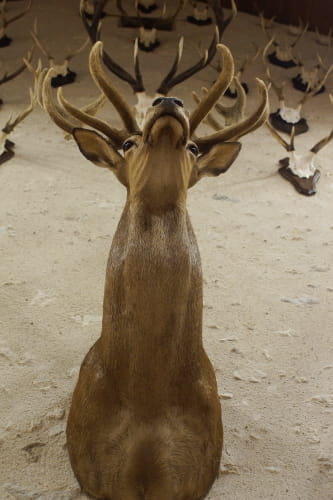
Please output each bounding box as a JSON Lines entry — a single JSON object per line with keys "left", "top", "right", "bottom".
{"left": 42, "top": 40, "right": 268, "bottom": 499}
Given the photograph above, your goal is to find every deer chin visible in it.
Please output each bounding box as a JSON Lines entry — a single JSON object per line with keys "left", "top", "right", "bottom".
{"left": 143, "top": 108, "right": 189, "bottom": 146}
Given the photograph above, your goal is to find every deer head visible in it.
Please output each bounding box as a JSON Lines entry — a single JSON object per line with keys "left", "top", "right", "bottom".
{"left": 42, "top": 41, "right": 268, "bottom": 210}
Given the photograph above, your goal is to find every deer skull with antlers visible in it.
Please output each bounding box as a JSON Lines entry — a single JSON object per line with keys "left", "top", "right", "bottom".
{"left": 42, "top": 39, "right": 268, "bottom": 500}
{"left": 261, "top": 15, "right": 308, "bottom": 69}
{"left": 264, "top": 40, "right": 333, "bottom": 135}
{"left": 266, "top": 96, "right": 333, "bottom": 195}
{"left": 292, "top": 54, "right": 332, "bottom": 94}
{"left": 31, "top": 21, "right": 89, "bottom": 88}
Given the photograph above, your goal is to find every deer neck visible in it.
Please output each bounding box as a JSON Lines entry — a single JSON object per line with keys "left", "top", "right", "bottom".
{"left": 100, "top": 200, "right": 204, "bottom": 407}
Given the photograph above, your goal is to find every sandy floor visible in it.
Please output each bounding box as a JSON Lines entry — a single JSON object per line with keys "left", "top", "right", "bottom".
{"left": 0, "top": 1, "right": 333, "bottom": 499}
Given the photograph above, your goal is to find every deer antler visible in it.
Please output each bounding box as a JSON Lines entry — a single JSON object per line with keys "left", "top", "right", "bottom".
{"left": 310, "top": 95, "right": 333, "bottom": 153}
{"left": 194, "top": 78, "right": 269, "bottom": 152}
{"left": 157, "top": 27, "right": 219, "bottom": 95}
{"left": 314, "top": 26, "right": 332, "bottom": 47}
{"left": 31, "top": 19, "right": 54, "bottom": 63}
{"left": 1, "top": 87, "right": 36, "bottom": 136}
{"left": 65, "top": 37, "right": 90, "bottom": 62}
{"left": 266, "top": 120, "right": 295, "bottom": 151}
{"left": 0, "top": 0, "right": 32, "bottom": 28}
{"left": 0, "top": 43, "right": 34, "bottom": 86}
{"left": 291, "top": 21, "right": 308, "bottom": 48}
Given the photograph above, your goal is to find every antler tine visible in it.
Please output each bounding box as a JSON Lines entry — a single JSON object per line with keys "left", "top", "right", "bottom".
{"left": 31, "top": 20, "right": 53, "bottom": 62}
{"left": 89, "top": 41, "right": 140, "bottom": 133}
{"left": 314, "top": 26, "right": 332, "bottom": 46}
{"left": 298, "top": 62, "right": 333, "bottom": 109}
{"left": 266, "top": 119, "right": 294, "bottom": 152}
{"left": 212, "top": 0, "right": 237, "bottom": 38}
{"left": 80, "top": 4, "right": 144, "bottom": 93}
{"left": 156, "top": 27, "right": 218, "bottom": 96}
{"left": 2, "top": 86, "right": 36, "bottom": 136}
{"left": 310, "top": 129, "right": 333, "bottom": 154}
{"left": 265, "top": 65, "right": 285, "bottom": 104}
{"left": 192, "top": 90, "right": 224, "bottom": 132}
{"left": 0, "top": 43, "right": 34, "bottom": 86}
{"left": 189, "top": 43, "right": 234, "bottom": 136}
{"left": 3, "top": 0, "right": 32, "bottom": 27}
{"left": 259, "top": 12, "right": 273, "bottom": 41}
{"left": 291, "top": 21, "right": 308, "bottom": 48}
{"left": 170, "top": 0, "right": 186, "bottom": 22}
{"left": 195, "top": 78, "right": 269, "bottom": 152}
{"left": 57, "top": 87, "right": 126, "bottom": 148}
{"left": 65, "top": 37, "right": 90, "bottom": 62}
{"left": 42, "top": 68, "right": 80, "bottom": 134}
{"left": 238, "top": 42, "right": 260, "bottom": 76}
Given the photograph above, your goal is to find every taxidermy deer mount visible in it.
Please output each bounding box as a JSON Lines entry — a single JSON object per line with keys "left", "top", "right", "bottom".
{"left": 31, "top": 21, "right": 89, "bottom": 87}
{"left": 42, "top": 39, "right": 269, "bottom": 500}
{"left": 266, "top": 95, "right": 333, "bottom": 196}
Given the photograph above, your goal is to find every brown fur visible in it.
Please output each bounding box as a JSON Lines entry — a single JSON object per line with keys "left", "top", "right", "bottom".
{"left": 66, "top": 106, "right": 239, "bottom": 499}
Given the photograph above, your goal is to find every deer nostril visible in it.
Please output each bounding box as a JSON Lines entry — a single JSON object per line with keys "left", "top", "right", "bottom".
{"left": 152, "top": 97, "right": 164, "bottom": 106}
{"left": 172, "top": 98, "right": 184, "bottom": 107}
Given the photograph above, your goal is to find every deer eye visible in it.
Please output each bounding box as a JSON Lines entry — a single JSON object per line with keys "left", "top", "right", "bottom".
{"left": 187, "top": 143, "right": 199, "bottom": 156}
{"left": 123, "top": 140, "right": 136, "bottom": 152}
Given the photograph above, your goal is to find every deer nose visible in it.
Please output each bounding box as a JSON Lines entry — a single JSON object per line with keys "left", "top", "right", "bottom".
{"left": 152, "top": 97, "right": 184, "bottom": 108}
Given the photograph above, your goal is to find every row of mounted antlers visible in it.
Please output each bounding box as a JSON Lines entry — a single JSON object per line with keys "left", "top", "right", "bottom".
{"left": 0, "top": 0, "right": 332, "bottom": 196}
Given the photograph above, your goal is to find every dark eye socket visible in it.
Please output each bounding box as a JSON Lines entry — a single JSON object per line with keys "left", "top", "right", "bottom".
{"left": 123, "top": 140, "right": 136, "bottom": 152}
{"left": 187, "top": 143, "right": 199, "bottom": 156}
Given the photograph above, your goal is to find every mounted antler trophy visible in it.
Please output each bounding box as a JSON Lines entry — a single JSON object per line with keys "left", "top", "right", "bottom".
{"left": 42, "top": 39, "right": 268, "bottom": 500}
{"left": 187, "top": 0, "right": 212, "bottom": 25}
{"left": 264, "top": 42, "right": 333, "bottom": 136}
{"left": 0, "top": 0, "right": 32, "bottom": 47}
{"left": 192, "top": 76, "right": 246, "bottom": 129}
{"left": 266, "top": 96, "right": 333, "bottom": 196}
{"left": 31, "top": 21, "right": 89, "bottom": 87}
{"left": 261, "top": 15, "right": 308, "bottom": 68}
{"left": 292, "top": 55, "right": 332, "bottom": 94}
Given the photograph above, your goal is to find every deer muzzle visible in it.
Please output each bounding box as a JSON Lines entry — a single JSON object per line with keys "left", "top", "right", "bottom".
{"left": 142, "top": 97, "right": 189, "bottom": 145}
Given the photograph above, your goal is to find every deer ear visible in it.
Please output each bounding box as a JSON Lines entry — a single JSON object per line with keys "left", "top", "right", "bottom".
{"left": 73, "top": 128, "right": 126, "bottom": 181}
{"left": 191, "top": 142, "right": 242, "bottom": 186}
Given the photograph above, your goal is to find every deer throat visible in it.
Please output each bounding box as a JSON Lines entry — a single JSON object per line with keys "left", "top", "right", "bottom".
{"left": 101, "top": 204, "right": 203, "bottom": 390}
